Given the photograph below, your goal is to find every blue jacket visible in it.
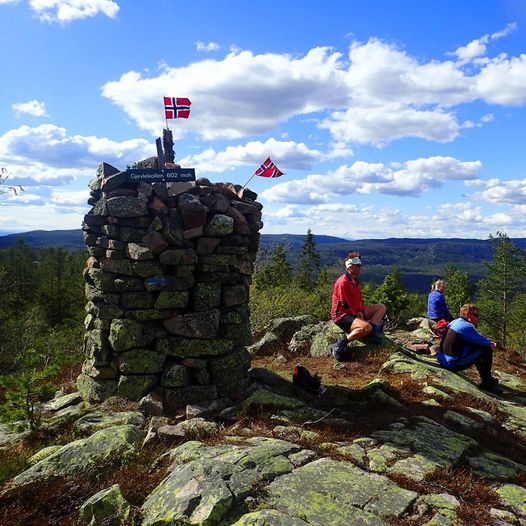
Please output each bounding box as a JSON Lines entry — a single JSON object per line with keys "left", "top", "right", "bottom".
{"left": 436, "top": 317, "right": 492, "bottom": 367}
{"left": 427, "top": 290, "right": 451, "bottom": 320}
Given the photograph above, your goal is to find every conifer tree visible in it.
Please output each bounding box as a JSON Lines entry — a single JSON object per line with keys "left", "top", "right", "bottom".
{"left": 477, "top": 232, "right": 526, "bottom": 347}
{"left": 369, "top": 266, "right": 409, "bottom": 327}
{"left": 296, "top": 229, "right": 321, "bottom": 291}
{"left": 253, "top": 244, "right": 291, "bottom": 291}
{"left": 443, "top": 264, "right": 472, "bottom": 317}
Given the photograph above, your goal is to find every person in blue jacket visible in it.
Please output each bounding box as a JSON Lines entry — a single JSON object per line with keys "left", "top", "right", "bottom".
{"left": 436, "top": 303, "right": 502, "bottom": 395}
{"left": 428, "top": 279, "right": 453, "bottom": 322}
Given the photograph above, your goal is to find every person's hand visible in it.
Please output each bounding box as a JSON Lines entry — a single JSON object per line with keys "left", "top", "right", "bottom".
{"left": 490, "top": 341, "right": 498, "bottom": 350}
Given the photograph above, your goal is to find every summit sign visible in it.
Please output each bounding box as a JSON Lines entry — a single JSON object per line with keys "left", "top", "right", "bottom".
{"left": 126, "top": 168, "right": 196, "bottom": 184}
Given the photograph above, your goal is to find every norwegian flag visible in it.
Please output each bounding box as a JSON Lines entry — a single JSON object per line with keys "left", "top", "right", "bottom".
{"left": 164, "top": 97, "right": 191, "bottom": 119}
{"left": 254, "top": 157, "right": 284, "bottom": 178}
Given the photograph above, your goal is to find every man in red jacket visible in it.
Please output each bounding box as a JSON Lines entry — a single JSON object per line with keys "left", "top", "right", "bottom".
{"left": 331, "top": 252, "right": 386, "bottom": 351}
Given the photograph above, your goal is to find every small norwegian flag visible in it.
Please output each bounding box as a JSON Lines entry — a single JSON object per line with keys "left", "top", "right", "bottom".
{"left": 164, "top": 97, "right": 191, "bottom": 119}
{"left": 254, "top": 157, "right": 284, "bottom": 178}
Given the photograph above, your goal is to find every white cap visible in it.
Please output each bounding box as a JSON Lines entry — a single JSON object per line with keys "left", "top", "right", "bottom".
{"left": 345, "top": 257, "right": 362, "bottom": 268}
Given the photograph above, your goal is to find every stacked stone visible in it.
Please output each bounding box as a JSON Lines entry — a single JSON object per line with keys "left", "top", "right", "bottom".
{"left": 77, "top": 160, "right": 262, "bottom": 413}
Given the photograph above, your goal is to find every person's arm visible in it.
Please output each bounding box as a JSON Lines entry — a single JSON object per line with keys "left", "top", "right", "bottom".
{"left": 459, "top": 324, "right": 492, "bottom": 347}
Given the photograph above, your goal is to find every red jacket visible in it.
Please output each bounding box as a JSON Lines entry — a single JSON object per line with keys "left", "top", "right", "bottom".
{"left": 331, "top": 272, "right": 365, "bottom": 323}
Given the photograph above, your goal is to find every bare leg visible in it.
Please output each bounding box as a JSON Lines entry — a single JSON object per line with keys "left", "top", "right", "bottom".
{"left": 347, "top": 318, "right": 372, "bottom": 342}
{"left": 364, "top": 303, "right": 386, "bottom": 325}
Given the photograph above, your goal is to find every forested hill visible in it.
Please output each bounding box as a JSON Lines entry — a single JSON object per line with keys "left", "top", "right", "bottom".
{"left": 2, "top": 229, "right": 525, "bottom": 292}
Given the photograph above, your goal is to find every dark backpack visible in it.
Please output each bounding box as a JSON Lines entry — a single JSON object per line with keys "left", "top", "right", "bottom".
{"left": 292, "top": 364, "right": 326, "bottom": 395}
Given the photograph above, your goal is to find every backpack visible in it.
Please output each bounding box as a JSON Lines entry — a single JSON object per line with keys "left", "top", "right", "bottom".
{"left": 292, "top": 364, "right": 326, "bottom": 395}
{"left": 434, "top": 319, "right": 449, "bottom": 339}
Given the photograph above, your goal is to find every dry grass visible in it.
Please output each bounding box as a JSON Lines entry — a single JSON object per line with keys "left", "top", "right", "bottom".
{"left": 49, "top": 363, "right": 82, "bottom": 394}
{"left": 427, "top": 466, "right": 500, "bottom": 526}
{"left": 252, "top": 348, "right": 393, "bottom": 391}
{"left": 109, "top": 444, "right": 169, "bottom": 506}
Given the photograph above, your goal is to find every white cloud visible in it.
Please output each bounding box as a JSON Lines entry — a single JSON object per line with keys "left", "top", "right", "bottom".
{"left": 450, "top": 24, "right": 517, "bottom": 64}
{"left": 0, "top": 124, "right": 154, "bottom": 175}
{"left": 320, "top": 104, "right": 460, "bottom": 146}
{"left": 0, "top": 0, "right": 19, "bottom": 5}
{"left": 102, "top": 47, "right": 346, "bottom": 140}
{"left": 0, "top": 203, "right": 87, "bottom": 231}
{"left": 102, "top": 33, "right": 526, "bottom": 146}
{"left": 50, "top": 189, "right": 90, "bottom": 206}
{"left": 180, "top": 138, "right": 322, "bottom": 173}
{"left": 262, "top": 198, "right": 526, "bottom": 240}
{"left": 474, "top": 54, "right": 526, "bottom": 105}
{"left": 262, "top": 156, "right": 482, "bottom": 203}
{"left": 12, "top": 99, "right": 49, "bottom": 117}
{"left": 29, "top": 0, "right": 119, "bottom": 23}
{"left": 474, "top": 178, "right": 526, "bottom": 205}
{"left": 195, "top": 41, "right": 220, "bottom": 52}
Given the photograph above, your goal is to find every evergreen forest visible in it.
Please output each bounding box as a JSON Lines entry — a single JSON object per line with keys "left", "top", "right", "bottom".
{"left": 1, "top": 230, "right": 525, "bottom": 428}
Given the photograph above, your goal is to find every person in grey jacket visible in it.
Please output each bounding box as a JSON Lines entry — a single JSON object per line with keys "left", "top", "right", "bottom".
{"left": 436, "top": 303, "right": 502, "bottom": 395}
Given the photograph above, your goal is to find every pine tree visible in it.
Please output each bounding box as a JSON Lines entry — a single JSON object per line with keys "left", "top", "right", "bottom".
{"left": 477, "top": 232, "right": 526, "bottom": 347}
{"left": 253, "top": 244, "right": 291, "bottom": 291}
{"left": 296, "top": 229, "right": 321, "bottom": 291}
{"left": 443, "top": 264, "right": 472, "bottom": 317}
{"left": 369, "top": 266, "right": 409, "bottom": 328}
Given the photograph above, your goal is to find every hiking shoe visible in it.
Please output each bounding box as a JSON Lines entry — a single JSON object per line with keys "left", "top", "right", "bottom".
{"left": 479, "top": 378, "right": 503, "bottom": 395}
{"left": 371, "top": 320, "right": 385, "bottom": 336}
{"left": 362, "top": 334, "right": 383, "bottom": 345}
{"left": 332, "top": 338, "right": 350, "bottom": 361}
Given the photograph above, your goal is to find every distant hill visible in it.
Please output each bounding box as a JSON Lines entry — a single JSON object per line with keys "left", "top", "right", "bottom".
{"left": 2, "top": 229, "right": 524, "bottom": 292}
{"left": 0, "top": 229, "right": 84, "bottom": 250}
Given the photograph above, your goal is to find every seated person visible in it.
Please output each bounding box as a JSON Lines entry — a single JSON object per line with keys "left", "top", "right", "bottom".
{"left": 436, "top": 303, "right": 502, "bottom": 395}
{"left": 428, "top": 279, "right": 453, "bottom": 322}
{"left": 331, "top": 252, "right": 386, "bottom": 353}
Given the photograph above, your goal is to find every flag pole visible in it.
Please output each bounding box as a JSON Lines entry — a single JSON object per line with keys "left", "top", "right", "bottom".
{"left": 241, "top": 172, "right": 257, "bottom": 190}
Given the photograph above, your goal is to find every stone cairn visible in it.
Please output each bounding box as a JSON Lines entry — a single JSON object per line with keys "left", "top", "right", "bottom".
{"left": 77, "top": 159, "right": 263, "bottom": 413}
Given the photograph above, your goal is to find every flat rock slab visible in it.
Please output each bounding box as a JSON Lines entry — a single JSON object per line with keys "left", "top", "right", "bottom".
{"left": 5, "top": 424, "right": 142, "bottom": 495}
{"left": 73, "top": 410, "right": 145, "bottom": 436}
{"left": 231, "top": 509, "right": 309, "bottom": 525}
{"left": 382, "top": 352, "right": 526, "bottom": 441}
{"left": 371, "top": 417, "right": 477, "bottom": 476}
{"left": 41, "top": 391, "right": 83, "bottom": 412}
{"left": 143, "top": 438, "right": 416, "bottom": 526}
{"left": 141, "top": 437, "right": 305, "bottom": 526}
{"left": 265, "top": 457, "right": 417, "bottom": 525}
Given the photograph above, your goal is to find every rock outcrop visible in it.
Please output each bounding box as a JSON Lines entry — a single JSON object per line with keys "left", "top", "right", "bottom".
{"left": 2, "top": 326, "right": 526, "bottom": 525}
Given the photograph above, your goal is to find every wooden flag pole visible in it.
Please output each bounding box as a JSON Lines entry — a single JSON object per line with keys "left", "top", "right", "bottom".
{"left": 156, "top": 137, "right": 165, "bottom": 167}
{"left": 163, "top": 128, "right": 175, "bottom": 164}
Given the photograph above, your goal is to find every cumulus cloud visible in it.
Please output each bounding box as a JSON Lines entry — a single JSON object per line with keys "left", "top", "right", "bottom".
{"left": 12, "top": 99, "right": 48, "bottom": 117}
{"left": 180, "top": 138, "right": 322, "bottom": 173}
{"left": 262, "top": 156, "right": 482, "bottom": 203}
{"left": 102, "top": 47, "right": 346, "bottom": 140}
{"left": 261, "top": 199, "right": 526, "bottom": 239}
{"left": 0, "top": 124, "right": 154, "bottom": 175}
{"left": 474, "top": 178, "right": 526, "bottom": 205}
{"left": 450, "top": 23, "right": 517, "bottom": 64}
{"left": 195, "top": 41, "right": 219, "bottom": 52}
{"left": 320, "top": 104, "right": 460, "bottom": 146}
{"left": 29, "top": 0, "right": 119, "bottom": 23}
{"left": 102, "top": 30, "right": 526, "bottom": 146}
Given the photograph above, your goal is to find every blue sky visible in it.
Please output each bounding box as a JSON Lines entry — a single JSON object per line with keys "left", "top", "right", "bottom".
{"left": 1, "top": 0, "right": 525, "bottom": 239}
